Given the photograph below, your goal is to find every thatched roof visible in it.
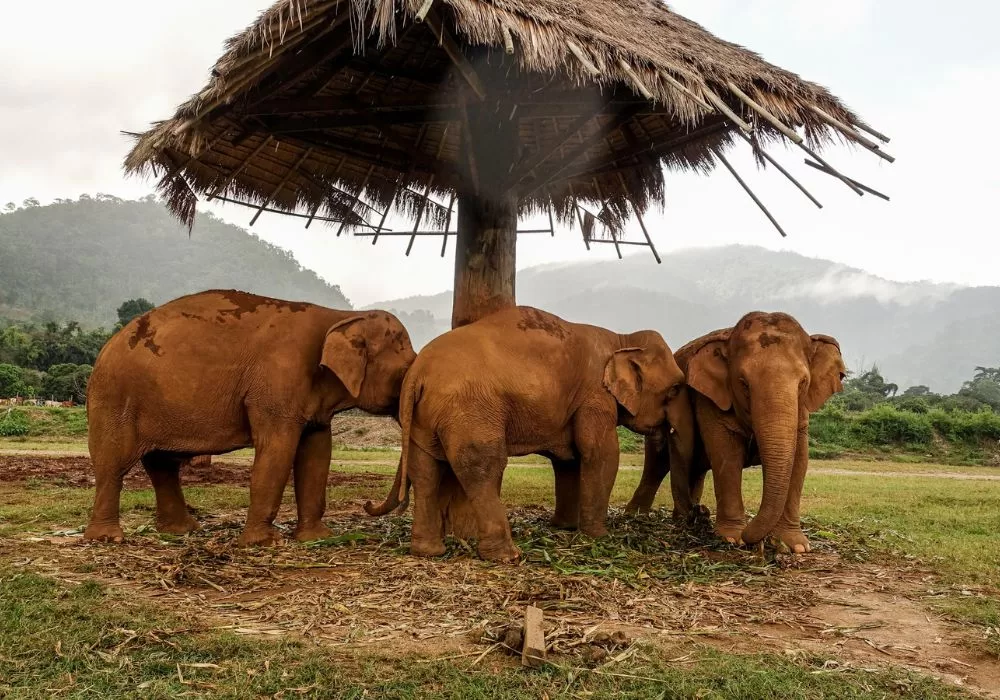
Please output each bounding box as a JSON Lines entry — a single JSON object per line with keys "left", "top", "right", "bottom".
{"left": 125, "top": 0, "right": 891, "bottom": 236}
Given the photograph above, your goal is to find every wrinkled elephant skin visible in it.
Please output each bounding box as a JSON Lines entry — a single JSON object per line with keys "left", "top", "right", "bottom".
{"left": 84, "top": 290, "right": 416, "bottom": 546}
{"left": 366, "top": 306, "right": 688, "bottom": 563}
{"left": 627, "top": 312, "right": 845, "bottom": 553}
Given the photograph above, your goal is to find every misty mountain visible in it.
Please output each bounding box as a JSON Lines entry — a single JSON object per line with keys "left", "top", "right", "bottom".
{"left": 0, "top": 197, "right": 349, "bottom": 326}
{"left": 370, "top": 246, "right": 999, "bottom": 393}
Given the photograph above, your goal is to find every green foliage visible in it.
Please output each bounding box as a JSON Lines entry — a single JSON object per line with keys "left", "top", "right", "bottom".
{"left": 0, "top": 196, "right": 350, "bottom": 326}
{"left": 0, "top": 319, "right": 108, "bottom": 372}
{"left": 616, "top": 426, "right": 643, "bottom": 453}
{"left": 40, "top": 363, "right": 92, "bottom": 403}
{"left": 115, "top": 297, "right": 154, "bottom": 330}
{"left": 0, "top": 363, "right": 25, "bottom": 397}
{"left": 0, "top": 408, "right": 30, "bottom": 437}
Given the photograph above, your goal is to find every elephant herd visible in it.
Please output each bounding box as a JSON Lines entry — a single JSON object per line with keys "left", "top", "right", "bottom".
{"left": 82, "top": 289, "right": 845, "bottom": 561}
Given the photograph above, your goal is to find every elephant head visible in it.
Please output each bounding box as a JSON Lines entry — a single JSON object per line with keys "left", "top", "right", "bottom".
{"left": 685, "top": 313, "right": 845, "bottom": 544}
{"left": 321, "top": 311, "right": 417, "bottom": 416}
{"left": 603, "top": 330, "right": 692, "bottom": 459}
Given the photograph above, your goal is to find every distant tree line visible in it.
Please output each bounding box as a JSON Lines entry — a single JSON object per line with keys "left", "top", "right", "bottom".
{"left": 832, "top": 365, "right": 1000, "bottom": 414}
{"left": 0, "top": 299, "right": 151, "bottom": 403}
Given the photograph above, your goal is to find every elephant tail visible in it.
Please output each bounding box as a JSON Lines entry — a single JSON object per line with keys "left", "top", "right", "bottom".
{"left": 363, "top": 373, "right": 418, "bottom": 516}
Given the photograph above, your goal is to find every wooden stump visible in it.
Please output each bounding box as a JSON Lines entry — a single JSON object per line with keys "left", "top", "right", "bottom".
{"left": 521, "top": 605, "right": 546, "bottom": 668}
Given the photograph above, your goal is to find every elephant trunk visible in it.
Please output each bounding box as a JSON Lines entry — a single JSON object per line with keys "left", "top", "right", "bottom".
{"left": 741, "top": 390, "right": 798, "bottom": 544}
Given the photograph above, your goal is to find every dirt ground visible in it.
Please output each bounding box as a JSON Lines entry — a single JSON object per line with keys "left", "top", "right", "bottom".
{"left": 2, "top": 453, "right": 998, "bottom": 697}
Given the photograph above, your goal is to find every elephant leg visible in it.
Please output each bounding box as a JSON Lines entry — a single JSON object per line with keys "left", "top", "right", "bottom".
{"left": 292, "top": 427, "right": 333, "bottom": 542}
{"left": 772, "top": 425, "right": 812, "bottom": 553}
{"left": 551, "top": 458, "right": 581, "bottom": 529}
{"left": 575, "top": 414, "right": 620, "bottom": 538}
{"left": 410, "top": 443, "right": 447, "bottom": 557}
{"left": 239, "top": 424, "right": 302, "bottom": 547}
{"left": 143, "top": 453, "right": 199, "bottom": 535}
{"left": 625, "top": 435, "right": 668, "bottom": 515}
{"left": 686, "top": 458, "right": 712, "bottom": 526}
{"left": 699, "top": 410, "right": 747, "bottom": 544}
{"left": 449, "top": 441, "right": 518, "bottom": 562}
{"left": 84, "top": 434, "right": 140, "bottom": 542}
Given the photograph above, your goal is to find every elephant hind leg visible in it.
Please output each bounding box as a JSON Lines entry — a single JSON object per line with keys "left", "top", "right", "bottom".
{"left": 409, "top": 443, "right": 448, "bottom": 557}
{"left": 143, "top": 452, "right": 199, "bottom": 535}
{"left": 551, "top": 458, "right": 581, "bottom": 530}
{"left": 84, "top": 433, "right": 140, "bottom": 543}
{"left": 448, "top": 441, "right": 518, "bottom": 563}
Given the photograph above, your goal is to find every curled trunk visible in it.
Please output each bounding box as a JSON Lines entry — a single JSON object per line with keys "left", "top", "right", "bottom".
{"left": 741, "top": 394, "right": 798, "bottom": 544}
{"left": 363, "top": 455, "right": 409, "bottom": 515}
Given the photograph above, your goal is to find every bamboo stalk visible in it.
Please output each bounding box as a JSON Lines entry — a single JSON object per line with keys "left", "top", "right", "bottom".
{"left": 808, "top": 105, "right": 895, "bottom": 163}
{"left": 305, "top": 154, "right": 348, "bottom": 228}
{"left": 712, "top": 147, "right": 786, "bottom": 238}
{"left": 415, "top": 0, "right": 435, "bottom": 23}
{"left": 703, "top": 88, "right": 753, "bottom": 132}
{"left": 803, "top": 160, "right": 889, "bottom": 201}
{"left": 618, "top": 59, "right": 654, "bottom": 102}
{"left": 372, "top": 181, "right": 399, "bottom": 246}
{"left": 405, "top": 178, "right": 436, "bottom": 256}
{"left": 726, "top": 81, "right": 803, "bottom": 144}
{"left": 547, "top": 203, "right": 556, "bottom": 238}
{"left": 800, "top": 144, "right": 865, "bottom": 196}
{"left": 735, "top": 132, "right": 822, "bottom": 209}
{"left": 440, "top": 193, "right": 456, "bottom": 257}
{"left": 592, "top": 179, "right": 622, "bottom": 259}
{"left": 566, "top": 40, "right": 600, "bottom": 77}
{"left": 502, "top": 26, "right": 515, "bottom": 55}
{"left": 618, "top": 173, "right": 661, "bottom": 263}
{"left": 568, "top": 183, "right": 590, "bottom": 251}
{"left": 855, "top": 121, "right": 891, "bottom": 144}
{"left": 249, "top": 147, "right": 313, "bottom": 226}
{"left": 659, "top": 72, "right": 713, "bottom": 111}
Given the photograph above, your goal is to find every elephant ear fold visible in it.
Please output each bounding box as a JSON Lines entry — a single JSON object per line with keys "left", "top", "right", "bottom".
{"left": 806, "top": 335, "right": 846, "bottom": 412}
{"left": 686, "top": 341, "right": 732, "bottom": 412}
{"left": 321, "top": 316, "right": 367, "bottom": 398}
{"left": 603, "top": 348, "right": 643, "bottom": 416}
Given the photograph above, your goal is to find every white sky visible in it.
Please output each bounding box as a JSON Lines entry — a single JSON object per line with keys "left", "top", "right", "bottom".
{"left": 1, "top": 1, "right": 996, "bottom": 306}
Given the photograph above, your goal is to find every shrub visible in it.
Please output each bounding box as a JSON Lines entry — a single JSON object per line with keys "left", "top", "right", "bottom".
{"left": 851, "top": 404, "right": 933, "bottom": 447}
{"left": 0, "top": 408, "right": 30, "bottom": 437}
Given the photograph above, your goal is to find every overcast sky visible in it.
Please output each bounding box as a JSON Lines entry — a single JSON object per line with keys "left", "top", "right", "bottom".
{"left": 1, "top": 1, "right": 996, "bottom": 306}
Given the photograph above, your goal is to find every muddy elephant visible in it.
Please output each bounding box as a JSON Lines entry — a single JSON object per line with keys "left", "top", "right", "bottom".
{"left": 84, "top": 290, "right": 416, "bottom": 546}
{"left": 626, "top": 312, "right": 845, "bottom": 553}
{"left": 366, "top": 306, "right": 688, "bottom": 562}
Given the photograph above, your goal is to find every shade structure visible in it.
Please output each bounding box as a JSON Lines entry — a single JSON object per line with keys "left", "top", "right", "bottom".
{"left": 125, "top": 0, "right": 892, "bottom": 328}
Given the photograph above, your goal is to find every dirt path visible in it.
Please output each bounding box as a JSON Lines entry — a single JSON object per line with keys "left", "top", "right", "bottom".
{"left": 3, "top": 451, "right": 998, "bottom": 485}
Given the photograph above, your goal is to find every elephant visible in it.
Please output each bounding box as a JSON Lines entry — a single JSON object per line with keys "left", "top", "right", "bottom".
{"left": 365, "top": 306, "right": 689, "bottom": 562}
{"left": 83, "top": 290, "right": 416, "bottom": 546}
{"left": 626, "top": 312, "right": 845, "bottom": 553}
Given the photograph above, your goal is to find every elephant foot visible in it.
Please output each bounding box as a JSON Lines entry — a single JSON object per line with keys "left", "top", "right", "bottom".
{"left": 579, "top": 523, "right": 609, "bottom": 539}
{"left": 550, "top": 516, "right": 579, "bottom": 531}
{"left": 156, "top": 515, "right": 200, "bottom": 536}
{"left": 715, "top": 521, "right": 746, "bottom": 546}
{"left": 238, "top": 525, "right": 283, "bottom": 547}
{"left": 624, "top": 499, "right": 653, "bottom": 515}
{"left": 293, "top": 522, "right": 333, "bottom": 542}
{"left": 478, "top": 539, "right": 521, "bottom": 563}
{"left": 771, "top": 528, "right": 811, "bottom": 554}
{"left": 411, "top": 538, "right": 447, "bottom": 558}
{"left": 684, "top": 505, "right": 712, "bottom": 530}
{"left": 83, "top": 522, "right": 124, "bottom": 543}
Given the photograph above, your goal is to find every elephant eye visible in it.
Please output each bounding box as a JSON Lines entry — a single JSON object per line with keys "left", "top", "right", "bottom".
{"left": 739, "top": 377, "right": 750, "bottom": 393}
{"left": 667, "top": 385, "right": 681, "bottom": 399}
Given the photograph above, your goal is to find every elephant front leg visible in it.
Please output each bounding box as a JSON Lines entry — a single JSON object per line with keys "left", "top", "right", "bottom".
{"left": 625, "top": 434, "right": 668, "bottom": 515}
{"left": 240, "top": 424, "right": 302, "bottom": 547}
{"left": 771, "top": 425, "right": 812, "bottom": 553}
{"left": 699, "top": 411, "right": 747, "bottom": 545}
{"left": 575, "top": 415, "right": 620, "bottom": 538}
{"left": 551, "top": 458, "right": 581, "bottom": 530}
{"left": 292, "top": 427, "right": 333, "bottom": 542}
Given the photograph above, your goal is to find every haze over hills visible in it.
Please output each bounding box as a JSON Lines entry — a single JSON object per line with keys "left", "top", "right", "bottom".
{"left": 0, "top": 198, "right": 995, "bottom": 393}
{"left": 368, "top": 246, "right": 999, "bottom": 394}
{"left": 0, "top": 197, "right": 349, "bottom": 325}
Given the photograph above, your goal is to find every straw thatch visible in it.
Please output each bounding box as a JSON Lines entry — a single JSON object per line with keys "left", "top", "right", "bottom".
{"left": 124, "top": 0, "right": 889, "bottom": 233}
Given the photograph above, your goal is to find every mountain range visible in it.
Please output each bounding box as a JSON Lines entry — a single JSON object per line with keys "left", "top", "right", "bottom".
{"left": 1, "top": 198, "right": 994, "bottom": 393}
{"left": 367, "top": 246, "right": 999, "bottom": 394}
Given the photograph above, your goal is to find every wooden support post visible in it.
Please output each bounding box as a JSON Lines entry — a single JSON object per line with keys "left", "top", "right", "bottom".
{"left": 452, "top": 193, "right": 516, "bottom": 328}
{"left": 440, "top": 193, "right": 456, "bottom": 257}
{"left": 521, "top": 606, "right": 546, "bottom": 668}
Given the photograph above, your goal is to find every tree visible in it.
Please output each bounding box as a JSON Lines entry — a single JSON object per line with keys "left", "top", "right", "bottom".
{"left": 901, "top": 385, "right": 933, "bottom": 397}
{"left": 42, "top": 363, "right": 93, "bottom": 403}
{"left": 3, "top": 202, "right": 14, "bottom": 212}
{"left": 115, "top": 298, "right": 155, "bottom": 330}
{"left": 0, "top": 363, "right": 26, "bottom": 397}
{"left": 973, "top": 366, "right": 1000, "bottom": 384}
{"left": 22, "top": 197, "right": 40, "bottom": 208}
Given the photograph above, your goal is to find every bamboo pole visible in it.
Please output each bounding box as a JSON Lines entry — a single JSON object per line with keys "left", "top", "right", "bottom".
{"left": 808, "top": 105, "right": 895, "bottom": 163}
{"left": 725, "top": 81, "right": 803, "bottom": 144}
{"left": 712, "top": 147, "right": 786, "bottom": 238}
{"left": 803, "top": 160, "right": 889, "bottom": 201}
{"left": 336, "top": 164, "right": 375, "bottom": 236}
{"left": 618, "top": 172, "right": 661, "bottom": 264}
{"left": 735, "top": 132, "right": 822, "bottom": 209}
{"left": 440, "top": 193, "right": 456, "bottom": 257}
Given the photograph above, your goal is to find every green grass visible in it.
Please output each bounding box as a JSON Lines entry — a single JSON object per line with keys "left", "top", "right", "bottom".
{"left": 0, "top": 568, "right": 965, "bottom": 699}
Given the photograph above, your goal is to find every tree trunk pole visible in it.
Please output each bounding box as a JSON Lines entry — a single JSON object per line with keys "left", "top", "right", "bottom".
{"left": 450, "top": 102, "right": 520, "bottom": 329}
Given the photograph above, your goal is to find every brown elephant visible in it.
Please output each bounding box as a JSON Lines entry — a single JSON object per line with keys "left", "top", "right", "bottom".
{"left": 366, "top": 306, "right": 688, "bottom": 562}
{"left": 83, "top": 290, "right": 416, "bottom": 546}
{"left": 626, "top": 312, "right": 845, "bottom": 553}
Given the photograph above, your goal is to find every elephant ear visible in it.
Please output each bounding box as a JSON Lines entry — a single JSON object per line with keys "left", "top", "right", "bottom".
{"left": 603, "top": 348, "right": 643, "bottom": 416}
{"left": 806, "top": 334, "right": 846, "bottom": 412}
{"left": 686, "top": 341, "right": 732, "bottom": 412}
{"left": 321, "top": 316, "right": 367, "bottom": 398}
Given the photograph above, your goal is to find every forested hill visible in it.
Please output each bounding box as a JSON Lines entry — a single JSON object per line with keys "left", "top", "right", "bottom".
{"left": 0, "top": 196, "right": 349, "bottom": 326}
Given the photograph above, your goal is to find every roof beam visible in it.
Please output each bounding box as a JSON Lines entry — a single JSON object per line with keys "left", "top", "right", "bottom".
{"left": 268, "top": 108, "right": 452, "bottom": 132}
{"left": 423, "top": 9, "right": 487, "bottom": 100}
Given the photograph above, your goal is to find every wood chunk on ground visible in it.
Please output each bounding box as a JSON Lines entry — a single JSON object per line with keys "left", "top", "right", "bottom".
{"left": 521, "top": 605, "right": 546, "bottom": 668}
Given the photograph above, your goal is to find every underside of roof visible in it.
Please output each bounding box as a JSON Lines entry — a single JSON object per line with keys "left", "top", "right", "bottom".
{"left": 124, "top": 0, "right": 891, "bottom": 241}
